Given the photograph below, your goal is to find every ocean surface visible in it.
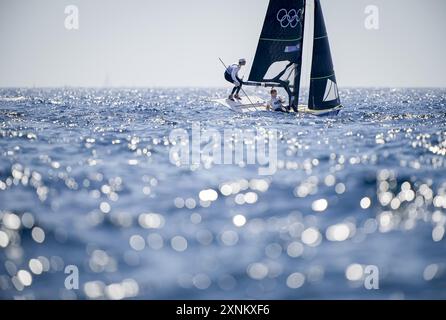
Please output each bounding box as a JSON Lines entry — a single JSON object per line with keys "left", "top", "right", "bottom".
{"left": 0, "top": 87, "right": 446, "bottom": 300}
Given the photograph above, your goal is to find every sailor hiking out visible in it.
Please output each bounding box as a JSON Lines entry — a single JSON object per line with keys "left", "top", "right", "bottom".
{"left": 224, "top": 59, "right": 246, "bottom": 101}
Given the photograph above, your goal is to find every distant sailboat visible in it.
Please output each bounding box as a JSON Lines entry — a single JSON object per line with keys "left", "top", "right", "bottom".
{"left": 216, "top": 0, "right": 343, "bottom": 116}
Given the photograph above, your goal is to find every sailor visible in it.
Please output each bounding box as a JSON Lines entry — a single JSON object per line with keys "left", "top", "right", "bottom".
{"left": 267, "top": 88, "right": 288, "bottom": 112}
{"left": 224, "top": 59, "right": 246, "bottom": 101}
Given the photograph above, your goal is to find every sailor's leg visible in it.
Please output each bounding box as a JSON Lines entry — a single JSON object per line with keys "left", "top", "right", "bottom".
{"left": 234, "top": 88, "right": 242, "bottom": 100}
{"left": 228, "top": 85, "right": 236, "bottom": 100}
{"left": 233, "top": 76, "right": 243, "bottom": 99}
{"left": 286, "top": 90, "right": 298, "bottom": 113}
{"left": 225, "top": 73, "right": 235, "bottom": 99}
{"left": 234, "top": 82, "right": 242, "bottom": 99}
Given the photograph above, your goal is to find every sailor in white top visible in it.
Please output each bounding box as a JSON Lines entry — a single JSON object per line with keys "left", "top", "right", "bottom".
{"left": 224, "top": 58, "right": 246, "bottom": 101}
{"left": 267, "top": 88, "right": 288, "bottom": 112}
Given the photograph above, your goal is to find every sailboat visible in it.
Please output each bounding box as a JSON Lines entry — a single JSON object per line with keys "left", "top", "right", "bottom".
{"left": 215, "top": 0, "right": 343, "bottom": 116}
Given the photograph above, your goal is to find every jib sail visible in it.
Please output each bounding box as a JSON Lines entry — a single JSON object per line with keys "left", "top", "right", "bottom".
{"left": 308, "top": 0, "right": 341, "bottom": 110}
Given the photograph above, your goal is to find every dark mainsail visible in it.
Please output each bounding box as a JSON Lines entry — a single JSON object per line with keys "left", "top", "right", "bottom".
{"left": 248, "top": 0, "right": 306, "bottom": 105}
{"left": 308, "top": 0, "right": 341, "bottom": 110}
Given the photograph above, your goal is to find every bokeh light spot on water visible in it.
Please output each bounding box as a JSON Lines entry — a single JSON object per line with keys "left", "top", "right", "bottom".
{"left": 84, "top": 281, "right": 105, "bottom": 299}
{"left": 360, "top": 197, "right": 371, "bottom": 209}
{"left": 171, "top": 236, "right": 188, "bottom": 252}
{"left": 174, "top": 197, "right": 185, "bottom": 208}
{"left": 0, "top": 231, "right": 9, "bottom": 248}
{"left": 196, "top": 230, "right": 213, "bottom": 246}
{"left": 17, "top": 270, "right": 32, "bottom": 286}
{"left": 193, "top": 273, "right": 211, "bottom": 290}
{"left": 138, "top": 213, "right": 164, "bottom": 229}
{"left": 335, "top": 183, "right": 346, "bottom": 194}
{"left": 247, "top": 263, "right": 269, "bottom": 280}
{"left": 287, "top": 241, "right": 304, "bottom": 258}
{"left": 129, "top": 235, "right": 146, "bottom": 251}
{"left": 3, "top": 213, "right": 21, "bottom": 230}
{"left": 312, "top": 199, "right": 328, "bottom": 212}
{"left": 286, "top": 272, "right": 305, "bottom": 289}
{"left": 432, "top": 226, "right": 445, "bottom": 242}
{"left": 301, "top": 228, "right": 322, "bottom": 247}
{"left": 99, "top": 202, "right": 111, "bottom": 214}
{"left": 244, "top": 192, "right": 258, "bottom": 204}
{"left": 220, "top": 230, "right": 239, "bottom": 246}
{"left": 147, "top": 233, "right": 164, "bottom": 250}
{"left": 232, "top": 214, "right": 247, "bottom": 227}
{"left": 423, "top": 264, "right": 439, "bottom": 281}
{"left": 326, "top": 224, "right": 351, "bottom": 242}
{"left": 199, "top": 189, "right": 218, "bottom": 202}
{"left": 21, "top": 213, "right": 35, "bottom": 228}
{"left": 346, "top": 264, "right": 364, "bottom": 281}
{"left": 190, "top": 212, "right": 202, "bottom": 224}
{"left": 31, "top": 227, "right": 45, "bottom": 243}
{"left": 29, "top": 259, "right": 43, "bottom": 275}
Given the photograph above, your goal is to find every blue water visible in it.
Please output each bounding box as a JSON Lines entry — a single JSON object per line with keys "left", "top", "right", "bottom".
{"left": 0, "top": 87, "right": 446, "bottom": 300}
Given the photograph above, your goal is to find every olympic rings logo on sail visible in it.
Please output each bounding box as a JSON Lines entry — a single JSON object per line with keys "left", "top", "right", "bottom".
{"left": 276, "top": 8, "right": 303, "bottom": 28}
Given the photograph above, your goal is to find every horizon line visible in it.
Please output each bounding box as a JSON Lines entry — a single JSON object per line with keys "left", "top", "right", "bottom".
{"left": 1, "top": 85, "right": 445, "bottom": 90}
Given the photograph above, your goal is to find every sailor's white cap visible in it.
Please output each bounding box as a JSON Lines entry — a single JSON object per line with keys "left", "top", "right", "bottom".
{"left": 239, "top": 58, "right": 246, "bottom": 65}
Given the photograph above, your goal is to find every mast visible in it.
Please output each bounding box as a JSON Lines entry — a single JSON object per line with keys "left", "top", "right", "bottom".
{"left": 297, "top": 0, "right": 315, "bottom": 106}
{"left": 291, "top": 0, "right": 306, "bottom": 110}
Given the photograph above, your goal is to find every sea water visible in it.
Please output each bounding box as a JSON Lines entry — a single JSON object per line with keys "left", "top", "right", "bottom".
{"left": 0, "top": 87, "right": 445, "bottom": 299}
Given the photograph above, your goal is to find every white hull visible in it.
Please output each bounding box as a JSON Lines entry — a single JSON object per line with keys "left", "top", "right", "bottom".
{"left": 212, "top": 96, "right": 266, "bottom": 112}
{"left": 212, "top": 96, "right": 342, "bottom": 116}
{"left": 297, "top": 104, "right": 343, "bottom": 116}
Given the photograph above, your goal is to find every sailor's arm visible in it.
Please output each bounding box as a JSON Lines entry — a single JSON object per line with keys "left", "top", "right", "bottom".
{"left": 266, "top": 99, "right": 273, "bottom": 111}
{"left": 231, "top": 67, "right": 241, "bottom": 86}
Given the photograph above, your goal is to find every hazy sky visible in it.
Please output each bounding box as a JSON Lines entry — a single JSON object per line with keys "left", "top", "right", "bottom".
{"left": 1, "top": 0, "right": 445, "bottom": 88}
